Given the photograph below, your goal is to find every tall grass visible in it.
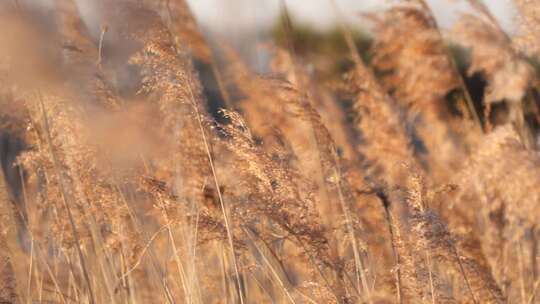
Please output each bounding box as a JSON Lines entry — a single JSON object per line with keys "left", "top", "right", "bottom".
{"left": 1, "top": 0, "right": 540, "bottom": 303}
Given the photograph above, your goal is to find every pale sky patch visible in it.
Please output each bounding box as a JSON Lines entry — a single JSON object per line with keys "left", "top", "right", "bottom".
{"left": 187, "top": 0, "right": 518, "bottom": 34}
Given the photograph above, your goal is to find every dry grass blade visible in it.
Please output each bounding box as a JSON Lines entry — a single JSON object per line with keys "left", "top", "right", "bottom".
{"left": 1, "top": 1, "right": 539, "bottom": 303}
{"left": 38, "top": 94, "right": 95, "bottom": 304}
{"left": 120, "top": 2, "right": 244, "bottom": 301}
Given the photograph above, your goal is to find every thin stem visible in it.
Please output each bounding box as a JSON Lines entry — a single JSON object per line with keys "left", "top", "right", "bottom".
{"left": 186, "top": 79, "right": 245, "bottom": 304}
{"left": 411, "top": 0, "right": 483, "bottom": 132}
{"left": 528, "top": 277, "right": 540, "bottom": 304}
{"left": 37, "top": 92, "right": 96, "bottom": 304}
{"left": 97, "top": 25, "right": 108, "bottom": 66}
{"left": 377, "top": 190, "right": 403, "bottom": 304}
{"left": 279, "top": 1, "right": 371, "bottom": 301}
{"left": 243, "top": 227, "right": 297, "bottom": 304}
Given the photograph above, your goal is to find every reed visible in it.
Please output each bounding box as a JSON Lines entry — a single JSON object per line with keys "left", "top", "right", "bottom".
{"left": 0, "top": 0, "right": 539, "bottom": 302}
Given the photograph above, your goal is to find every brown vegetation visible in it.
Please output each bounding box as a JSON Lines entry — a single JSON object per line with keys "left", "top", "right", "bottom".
{"left": 1, "top": 0, "right": 540, "bottom": 303}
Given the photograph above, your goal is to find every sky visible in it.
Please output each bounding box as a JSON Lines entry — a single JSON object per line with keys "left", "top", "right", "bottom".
{"left": 24, "top": 0, "right": 518, "bottom": 34}
{"left": 186, "top": 0, "right": 518, "bottom": 33}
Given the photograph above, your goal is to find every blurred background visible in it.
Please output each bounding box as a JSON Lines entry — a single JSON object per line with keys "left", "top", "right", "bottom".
{"left": 22, "top": 0, "right": 518, "bottom": 67}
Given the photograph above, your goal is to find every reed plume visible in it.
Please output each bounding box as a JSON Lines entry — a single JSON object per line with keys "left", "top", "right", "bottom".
{"left": 370, "top": 1, "right": 475, "bottom": 182}
{"left": 0, "top": 1, "right": 539, "bottom": 303}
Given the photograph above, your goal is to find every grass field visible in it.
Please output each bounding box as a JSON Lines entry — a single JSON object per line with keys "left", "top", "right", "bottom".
{"left": 1, "top": 0, "right": 540, "bottom": 303}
